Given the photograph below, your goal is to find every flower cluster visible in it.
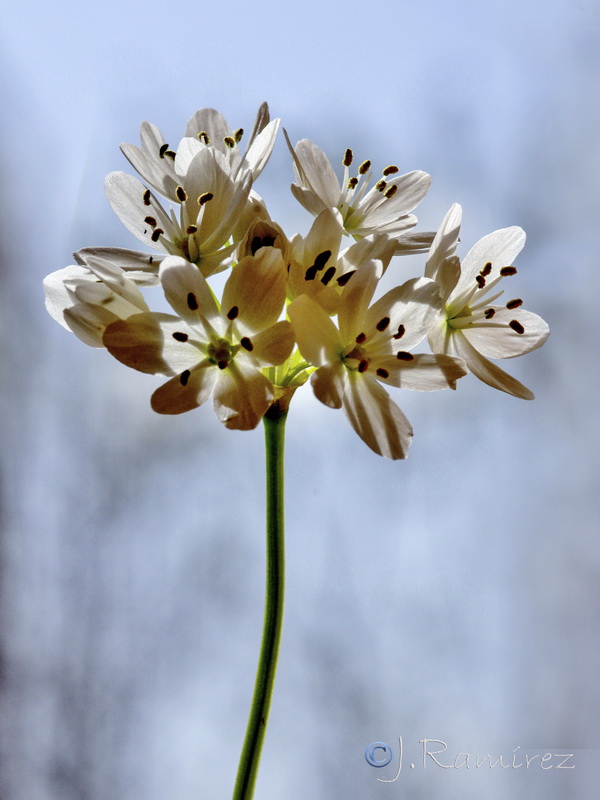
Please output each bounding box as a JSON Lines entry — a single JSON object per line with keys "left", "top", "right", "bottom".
{"left": 45, "top": 103, "right": 549, "bottom": 459}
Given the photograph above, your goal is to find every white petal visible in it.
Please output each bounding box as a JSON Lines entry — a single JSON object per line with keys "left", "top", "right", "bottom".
{"left": 364, "top": 277, "right": 442, "bottom": 354}
{"left": 243, "top": 118, "right": 280, "bottom": 179}
{"left": 452, "top": 330, "right": 535, "bottom": 400}
{"left": 74, "top": 247, "right": 162, "bottom": 285}
{"left": 44, "top": 266, "right": 92, "bottom": 329}
{"left": 462, "top": 307, "right": 549, "bottom": 359}
{"left": 425, "top": 203, "right": 462, "bottom": 280}
{"left": 342, "top": 373, "right": 413, "bottom": 460}
{"left": 373, "top": 353, "right": 467, "bottom": 391}
{"left": 104, "top": 171, "right": 171, "bottom": 250}
{"left": 159, "top": 257, "right": 219, "bottom": 327}
{"left": 293, "top": 139, "right": 341, "bottom": 207}
{"left": 455, "top": 226, "right": 525, "bottom": 296}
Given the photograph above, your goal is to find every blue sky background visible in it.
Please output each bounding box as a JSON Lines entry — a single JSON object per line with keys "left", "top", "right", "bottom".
{"left": 1, "top": 0, "right": 599, "bottom": 798}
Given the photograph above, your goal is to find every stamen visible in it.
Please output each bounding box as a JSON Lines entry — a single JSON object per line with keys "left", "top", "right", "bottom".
{"left": 224, "top": 136, "right": 235, "bottom": 149}
{"left": 509, "top": 320, "right": 525, "bottom": 334}
{"left": 358, "top": 160, "right": 371, "bottom": 175}
{"left": 159, "top": 143, "right": 169, "bottom": 158}
{"left": 343, "top": 148, "right": 353, "bottom": 167}
{"left": 172, "top": 332, "right": 189, "bottom": 342}
{"left": 217, "top": 360, "right": 228, "bottom": 369}
{"left": 240, "top": 337, "right": 254, "bottom": 351}
{"left": 143, "top": 189, "right": 151, "bottom": 206}
{"left": 144, "top": 216, "right": 157, "bottom": 227}
{"left": 506, "top": 299, "right": 523, "bottom": 310}
{"left": 187, "top": 292, "right": 199, "bottom": 310}
{"left": 396, "top": 351, "right": 414, "bottom": 361}
{"left": 500, "top": 266, "right": 517, "bottom": 276}
{"left": 383, "top": 165, "right": 399, "bottom": 176}
{"left": 151, "top": 228, "right": 163, "bottom": 242}
{"left": 376, "top": 180, "right": 387, "bottom": 191}
{"left": 197, "top": 192, "right": 214, "bottom": 206}
{"left": 337, "top": 271, "right": 355, "bottom": 286}
{"left": 385, "top": 185, "right": 398, "bottom": 199}
{"left": 393, "top": 324, "right": 405, "bottom": 340}
{"left": 305, "top": 265, "right": 318, "bottom": 281}
{"left": 475, "top": 275, "right": 486, "bottom": 288}
{"left": 321, "top": 266, "right": 336, "bottom": 285}
{"left": 376, "top": 316, "right": 390, "bottom": 332}
{"left": 198, "top": 131, "right": 210, "bottom": 144}
{"left": 358, "top": 359, "right": 369, "bottom": 373}
{"left": 347, "top": 177, "right": 358, "bottom": 189}
{"left": 186, "top": 225, "right": 198, "bottom": 234}
{"left": 165, "top": 150, "right": 176, "bottom": 159}
{"left": 251, "top": 235, "right": 276, "bottom": 255}
{"left": 176, "top": 186, "right": 188, "bottom": 202}
{"left": 314, "top": 250, "right": 331, "bottom": 270}
{"left": 227, "top": 306, "right": 239, "bottom": 320}
{"left": 234, "top": 128, "right": 244, "bottom": 142}
{"left": 484, "top": 308, "right": 496, "bottom": 319}
{"left": 180, "top": 370, "right": 191, "bottom": 386}
{"left": 480, "top": 261, "right": 492, "bottom": 276}
{"left": 376, "top": 368, "right": 389, "bottom": 379}
{"left": 356, "top": 332, "right": 366, "bottom": 344}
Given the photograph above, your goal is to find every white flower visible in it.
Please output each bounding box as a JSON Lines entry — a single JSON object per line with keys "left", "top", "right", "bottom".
{"left": 43, "top": 256, "right": 149, "bottom": 347}
{"left": 105, "top": 146, "right": 252, "bottom": 277}
{"left": 103, "top": 252, "right": 295, "bottom": 428}
{"left": 426, "top": 204, "right": 550, "bottom": 399}
{"left": 120, "top": 102, "right": 279, "bottom": 203}
{"left": 288, "top": 262, "right": 467, "bottom": 459}
{"left": 284, "top": 132, "right": 432, "bottom": 249}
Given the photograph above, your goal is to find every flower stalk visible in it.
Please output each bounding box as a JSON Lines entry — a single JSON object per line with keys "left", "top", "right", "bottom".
{"left": 232, "top": 404, "right": 287, "bottom": 800}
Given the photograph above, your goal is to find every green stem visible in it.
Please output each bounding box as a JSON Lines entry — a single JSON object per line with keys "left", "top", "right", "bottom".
{"left": 232, "top": 405, "right": 287, "bottom": 800}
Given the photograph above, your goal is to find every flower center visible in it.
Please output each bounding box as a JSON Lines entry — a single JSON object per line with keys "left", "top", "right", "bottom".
{"left": 207, "top": 337, "right": 234, "bottom": 369}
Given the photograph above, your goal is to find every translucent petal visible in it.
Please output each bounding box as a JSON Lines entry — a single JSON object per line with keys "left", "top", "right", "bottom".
{"left": 288, "top": 294, "right": 343, "bottom": 367}
{"left": 151, "top": 364, "right": 217, "bottom": 415}
{"left": 213, "top": 362, "right": 273, "bottom": 430}
{"left": 453, "top": 330, "right": 535, "bottom": 400}
{"left": 462, "top": 307, "right": 550, "bottom": 359}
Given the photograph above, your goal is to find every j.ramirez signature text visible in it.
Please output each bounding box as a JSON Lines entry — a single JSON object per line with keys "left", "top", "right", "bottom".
{"left": 365, "top": 738, "right": 575, "bottom": 782}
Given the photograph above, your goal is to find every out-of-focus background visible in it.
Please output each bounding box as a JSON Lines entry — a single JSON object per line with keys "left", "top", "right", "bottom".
{"left": 1, "top": 0, "right": 598, "bottom": 798}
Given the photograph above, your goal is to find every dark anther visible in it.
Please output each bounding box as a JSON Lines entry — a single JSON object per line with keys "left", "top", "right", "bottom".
{"left": 355, "top": 332, "right": 366, "bottom": 344}
{"left": 321, "top": 266, "right": 336, "bottom": 285}
{"left": 172, "top": 332, "right": 189, "bottom": 342}
{"left": 187, "top": 292, "right": 199, "bottom": 310}
{"left": 240, "top": 337, "right": 254, "bottom": 351}
{"left": 383, "top": 165, "right": 399, "bottom": 176}
{"left": 480, "top": 261, "right": 492, "bottom": 276}
{"left": 151, "top": 228, "right": 163, "bottom": 242}
{"left": 500, "top": 266, "right": 517, "bottom": 276}
{"left": 165, "top": 150, "right": 176, "bottom": 159}
{"left": 176, "top": 186, "right": 188, "bottom": 202}
{"left": 376, "top": 316, "right": 390, "bottom": 332}
{"left": 377, "top": 368, "right": 389, "bottom": 379}
{"left": 314, "top": 250, "right": 331, "bottom": 270}
{"left": 376, "top": 180, "right": 387, "bottom": 191}
{"left": 186, "top": 225, "right": 198, "bottom": 234}
{"left": 224, "top": 136, "right": 235, "bottom": 148}
{"left": 235, "top": 128, "right": 244, "bottom": 142}
{"left": 358, "top": 160, "right": 371, "bottom": 175}
{"left": 251, "top": 235, "right": 276, "bottom": 255}
{"left": 198, "top": 192, "right": 214, "bottom": 206}
{"left": 484, "top": 308, "right": 496, "bottom": 319}
{"left": 217, "top": 360, "right": 228, "bottom": 369}
{"left": 180, "top": 370, "right": 191, "bottom": 386}
{"left": 347, "top": 177, "right": 358, "bottom": 189}
{"left": 506, "top": 299, "right": 523, "bottom": 310}
{"left": 143, "top": 189, "right": 151, "bottom": 206}
{"left": 358, "top": 359, "right": 369, "bottom": 373}
{"left": 336, "top": 270, "right": 355, "bottom": 287}
{"left": 393, "top": 324, "right": 406, "bottom": 340}
{"left": 396, "top": 351, "right": 414, "bottom": 361}
{"left": 159, "top": 143, "right": 169, "bottom": 158}
{"left": 144, "top": 216, "right": 157, "bottom": 227}
{"left": 385, "top": 185, "right": 398, "bottom": 199}
{"left": 343, "top": 148, "right": 353, "bottom": 167}
{"left": 475, "top": 275, "right": 486, "bottom": 288}
{"left": 305, "top": 265, "right": 318, "bottom": 281}
{"left": 227, "top": 306, "right": 239, "bottom": 320}
{"left": 509, "top": 320, "right": 525, "bottom": 334}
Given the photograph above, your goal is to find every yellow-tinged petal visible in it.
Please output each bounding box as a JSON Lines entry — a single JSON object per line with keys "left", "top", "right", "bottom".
{"left": 103, "top": 312, "right": 195, "bottom": 375}
{"left": 221, "top": 249, "right": 287, "bottom": 331}
{"left": 311, "top": 364, "right": 345, "bottom": 408}
{"left": 213, "top": 363, "right": 273, "bottom": 430}
{"left": 372, "top": 353, "right": 468, "bottom": 391}
{"left": 247, "top": 321, "right": 295, "bottom": 366}
{"left": 342, "top": 373, "right": 413, "bottom": 460}
{"left": 337, "top": 260, "right": 382, "bottom": 342}
{"left": 288, "top": 294, "right": 343, "bottom": 367}
{"left": 151, "top": 365, "right": 217, "bottom": 415}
